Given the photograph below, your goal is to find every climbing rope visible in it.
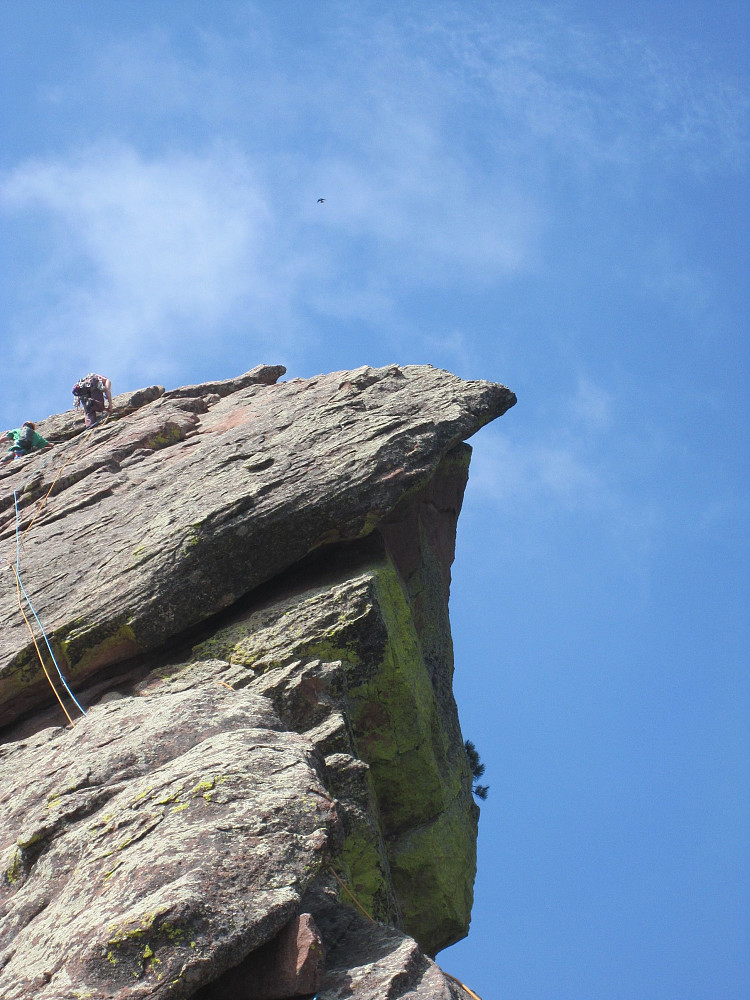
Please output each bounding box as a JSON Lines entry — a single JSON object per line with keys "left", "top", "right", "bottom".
{"left": 12, "top": 413, "right": 109, "bottom": 549}
{"left": 327, "top": 864, "right": 375, "bottom": 922}
{"left": 1, "top": 418, "right": 108, "bottom": 726}
{"left": 443, "top": 972, "right": 483, "bottom": 1000}
{"left": 9, "top": 554, "right": 76, "bottom": 728}
{"left": 6, "top": 490, "right": 87, "bottom": 723}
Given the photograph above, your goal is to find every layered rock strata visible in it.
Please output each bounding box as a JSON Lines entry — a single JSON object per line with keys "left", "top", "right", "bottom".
{"left": 0, "top": 364, "right": 515, "bottom": 999}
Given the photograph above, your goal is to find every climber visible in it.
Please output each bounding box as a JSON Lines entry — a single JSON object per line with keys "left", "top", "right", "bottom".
{"left": 72, "top": 373, "right": 113, "bottom": 428}
{"left": 1, "top": 421, "right": 52, "bottom": 463}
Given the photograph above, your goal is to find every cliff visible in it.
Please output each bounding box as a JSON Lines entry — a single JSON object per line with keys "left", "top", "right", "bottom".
{"left": 0, "top": 364, "right": 515, "bottom": 1000}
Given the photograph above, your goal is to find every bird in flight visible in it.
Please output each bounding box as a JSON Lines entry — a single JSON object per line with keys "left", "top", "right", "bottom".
{"left": 317, "top": 198, "right": 325, "bottom": 203}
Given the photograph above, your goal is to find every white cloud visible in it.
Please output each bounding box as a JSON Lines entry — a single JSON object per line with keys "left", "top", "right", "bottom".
{"left": 75, "top": 9, "right": 547, "bottom": 281}
{"left": 429, "top": 5, "right": 749, "bottom": 175}
{"left": 470, "top": 428, "right": 607, "bottom": 513}
{"left": 568, "top": 378, "right": 613, "bottom": 434}
{"left": 0, "top": 20, "right": 547, "bottom": 393}
{"left": 467, "top": 377, "right": 650, "bottom": 538}
{"left": 0, "top": 2, "right": 745, "bottom": 411}
{"left": 642, "top": 239, "right": 717, "bottom": 335}
{"left": 0, "top": 143, "right": 281, "bottom": 383}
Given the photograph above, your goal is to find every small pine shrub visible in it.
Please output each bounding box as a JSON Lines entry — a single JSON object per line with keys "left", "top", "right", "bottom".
{"left": 465, "top": 739, "right": 489, "bottom": 800}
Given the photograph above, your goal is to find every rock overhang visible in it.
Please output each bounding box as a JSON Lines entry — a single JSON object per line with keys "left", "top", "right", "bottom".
{"left": 0, "top": 362, "right": 515, "bottom": 998}
{"left": 0, "top": 363, "right": 515, "bottom": 725}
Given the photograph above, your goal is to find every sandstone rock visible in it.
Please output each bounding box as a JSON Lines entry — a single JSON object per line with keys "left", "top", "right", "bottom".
{"left": 0, "top": 685, "right": 337, "bottom": 1000}
{"left": 175, "top": 518, "right": 478, "bottom": 956}
{"left": 194, "top": 912, "right": 325, "bottom": 1000}
{"left": 0, "top": 364, "right": 513, "bottom": 727}
{"left": 307, "top": 889, "right": 470, "bottom": 1000}
{"left": 162, "top": 364, "right": 286, "bottom": 400}
{"left": 0, "top": 363, "right": 514, "bottom": 999}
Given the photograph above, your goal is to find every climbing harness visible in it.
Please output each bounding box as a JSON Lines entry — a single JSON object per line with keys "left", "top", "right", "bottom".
{"left": 17, "top": 423, "right": 35, "bottom": 452}
{"left": 72, "top": 374, "right": 110, "bottom": 429}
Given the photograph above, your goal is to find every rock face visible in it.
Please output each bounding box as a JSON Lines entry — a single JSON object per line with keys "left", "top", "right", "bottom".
{"left": 0, "top": 364, "right": 515, "bottom": 999}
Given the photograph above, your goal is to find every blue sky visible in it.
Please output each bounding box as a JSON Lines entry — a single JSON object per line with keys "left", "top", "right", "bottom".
{"left": 1, "top": 2, "right": 748, "bottom": 998}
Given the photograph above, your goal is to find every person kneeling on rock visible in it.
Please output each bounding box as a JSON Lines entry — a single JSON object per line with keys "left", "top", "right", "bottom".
{"left": 72, "top": 373, "right": 113, "bottom": 428}
{"left": 1, "top": 421, "right": 52, "bottom": 463}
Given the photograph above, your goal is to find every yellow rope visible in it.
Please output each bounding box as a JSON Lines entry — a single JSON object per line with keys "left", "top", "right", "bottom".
{"left": 2, "top": 416, "right": 107, "bottom": 725}
{"left": 7, "top": 418, "right": 482, "bottom": 997}
{"left": 18, "top": 415, "right": 107, "bottom": 547}
{"left": 327, "top": 864, "right": 375, "bottom": 923}
{"left": 444, "top": 971, "right": 484, "bottom": 1000}
{"left": 11, "top": 562, "right": 76, "bottom": 727}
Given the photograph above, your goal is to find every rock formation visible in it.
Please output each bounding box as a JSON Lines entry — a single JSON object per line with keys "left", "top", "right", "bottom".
{"left": 0, "top": 363, "right": 515, "bottom": 1000}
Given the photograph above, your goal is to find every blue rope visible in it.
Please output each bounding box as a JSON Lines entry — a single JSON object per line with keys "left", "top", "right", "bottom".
{"left": 14, "top": 489, "right": 21, "bottom": 572}
{"left": 13, "top": 490, "right": 87, "bottom": 717}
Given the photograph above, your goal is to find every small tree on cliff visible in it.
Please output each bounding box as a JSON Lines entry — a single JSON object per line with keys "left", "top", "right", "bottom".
{"left": 465, "top": 740, "right": 489, "bottom": 800}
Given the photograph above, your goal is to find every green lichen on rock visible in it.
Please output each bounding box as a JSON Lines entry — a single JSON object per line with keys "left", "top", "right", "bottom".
{"left": 56, "top": 619, "right": 142, "bottom": 681}
{"left": 154, "top": 785, "right": 186, "bottom": 807}
{"left": 130, "top": 544, "right": 159, "bottom": 569}
{"left": 180, "top": 523, "right": 203, "bottom": 557}
{"left": 389, "top": 796, "right": 477, "bottom": 955}
{"left": 189, "top": 778, "right": 215, "bottom": 796}
{"left": 187, "top": 775, "right": 227, "bottom": 803}
{"left": 145, "top": 421, "right": 185, "bottom": 451}
{"left": 190, "top": 620, "right": 261, "bottom": 666}
{"left": 4, "top": 847, "right": 23, "bottom": 885}
{"left": 1, "top": 644, "right": 60, "bottom": 715}
{"left": 190, "top": 572, "right": 373, "bottom": 672}
{"left": 103, "top": 861, "right": 123, "bottom": 881}
{"left": 349, "top": 557, "right": 449, "bottom": 831}
{"left": 16, "top": 829, "right": 47, "bottom": 850}
{"left": 180, "top": 543, "right": 476, "bottom": 953}
{"left": 335, "top": 556, "right": 474, "bottom": 950}
{"left": 106, "top": 907, "right": 189, "bottom": 970}
{"left": 338, "top": 829, "right": 391, "bottom": 920}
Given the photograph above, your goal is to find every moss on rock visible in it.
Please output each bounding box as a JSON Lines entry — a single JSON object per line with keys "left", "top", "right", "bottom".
{"left": 182, "top": 545, "right": 476, "bottom": 953}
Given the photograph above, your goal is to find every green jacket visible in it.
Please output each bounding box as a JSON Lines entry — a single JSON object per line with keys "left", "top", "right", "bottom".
{"left": 5, "top": 427, "right": 51, "bottom": 454}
